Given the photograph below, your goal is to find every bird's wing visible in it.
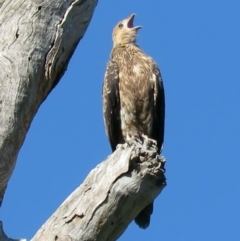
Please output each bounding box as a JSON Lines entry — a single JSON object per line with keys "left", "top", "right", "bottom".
{"left": 152, "top": 61, "right": 165, "bottom": 153}
{"left": 102, "top": 60, "right": 122, "bottom": 152}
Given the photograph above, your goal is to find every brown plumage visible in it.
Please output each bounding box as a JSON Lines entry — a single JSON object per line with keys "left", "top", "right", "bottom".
{"left": 102, "top": 14, "right": 165, "bottom": 229}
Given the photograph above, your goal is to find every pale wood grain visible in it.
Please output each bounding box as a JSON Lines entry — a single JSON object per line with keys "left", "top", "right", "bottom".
{"left": 31, "top": 139, "right": 166, "bottom": 241}
{"left": 0, "top": 2, "right": 167, "bottom": 240}
{"left": 0, "top": 0, "right": 97, "bottom": 206}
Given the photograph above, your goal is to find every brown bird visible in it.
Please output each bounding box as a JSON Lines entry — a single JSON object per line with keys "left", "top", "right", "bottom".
{"left": 102, "top": 14, "right": 165, "bottom": 229}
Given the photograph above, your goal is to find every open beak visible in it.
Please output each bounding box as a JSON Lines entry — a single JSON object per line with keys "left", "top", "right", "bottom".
{"left": 127, "top": 14, "right": 142, "bottom": 30}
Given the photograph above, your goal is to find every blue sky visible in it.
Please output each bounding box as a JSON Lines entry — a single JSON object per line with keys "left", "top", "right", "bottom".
{"left": 1, "top": 0, "right": 240, "bottom": 240}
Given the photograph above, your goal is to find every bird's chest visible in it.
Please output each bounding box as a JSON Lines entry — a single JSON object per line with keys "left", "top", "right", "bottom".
{"left": 118, "top": 58, "right": 154, "bottom": 94}
{"left": 118, "top": 69, "right": 155, "bottom": 139}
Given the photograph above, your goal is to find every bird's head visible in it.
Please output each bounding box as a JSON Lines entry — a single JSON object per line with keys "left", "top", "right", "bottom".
{"left": 112, "top": 14, "right": 141, "bottom": 47}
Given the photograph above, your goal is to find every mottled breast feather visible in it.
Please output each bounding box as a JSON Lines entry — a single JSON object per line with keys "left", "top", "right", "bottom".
{"left": 105, "top": 44, "right": 165, "bottom": 153}
{"left": 103, "top": 43, "right": 165, "bottom": 229}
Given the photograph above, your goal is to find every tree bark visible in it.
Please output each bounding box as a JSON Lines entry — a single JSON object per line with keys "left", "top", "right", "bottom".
{"left": 0, "top": 139, "right": 166, "bottom": 241}
{"left": 0, "top": 1, "right": 167, "bottom": 240}
{"left": 0, "top": 0, "right": 97, "bottom": 206}
{"left": 31, "top": 139, "right": 165, "bottom": 241}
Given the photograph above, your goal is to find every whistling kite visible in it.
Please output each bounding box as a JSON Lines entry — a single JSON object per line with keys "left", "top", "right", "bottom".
{"left": 103, "top": 14, "right": 165, "bottom": 229}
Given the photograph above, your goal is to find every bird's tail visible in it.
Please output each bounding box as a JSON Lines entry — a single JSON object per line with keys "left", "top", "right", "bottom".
{"left": 134, "top": 202, "right": 153, "bottom": 229}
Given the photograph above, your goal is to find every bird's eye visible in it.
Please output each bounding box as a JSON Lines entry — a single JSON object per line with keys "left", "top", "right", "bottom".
{"left": 118, "top": 23, "right": 123, "bottom": 28}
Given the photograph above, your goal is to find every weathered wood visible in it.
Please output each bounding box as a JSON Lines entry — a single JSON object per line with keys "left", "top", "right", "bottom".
{"left": 31, "top": 139, "right": 166, "bottom": 241}
{"left": 0, "top": 1, "right": 167, "bottom": 240}
{"left": 0, "top": 1, "right": 5, "bottom": 9}
{"left": 0, "top": 0, "right": 97, "bottom": 205}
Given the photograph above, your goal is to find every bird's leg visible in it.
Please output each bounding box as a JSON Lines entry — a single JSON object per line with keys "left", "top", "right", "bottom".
{"left": 141, "top": 133, "right": 157, "bottom": 145}
{"left": 130, "top": 132, "right": 144, "bottom": 145}
{"left": 130, "top": 132, "right": 156, "bottom": 146}
{"left": 126, "top": 132, "right": 157, "bottom": 151}
{"left": 125, "top": 132, "right": 142, "bottom": 147}
{"left": 139, "top": 134, "right": 158, "bottom": 151}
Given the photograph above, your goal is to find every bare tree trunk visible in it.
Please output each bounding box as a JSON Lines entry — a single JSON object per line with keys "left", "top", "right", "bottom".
{"left": 0, "top": 0, "right": 97, "bottom": 205}
{"left": 0, "top": 139, "right": 166, "bottom": 241}
{"left": 33, "top": 140, "right": 165, "bottom": 241}
{"left": 0, "top": 1, "right": 167, "bottom": 240}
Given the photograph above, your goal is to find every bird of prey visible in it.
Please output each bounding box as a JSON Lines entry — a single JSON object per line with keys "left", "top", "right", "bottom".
{"left": 102, "top": 14, "right": 165, "bottom": 229}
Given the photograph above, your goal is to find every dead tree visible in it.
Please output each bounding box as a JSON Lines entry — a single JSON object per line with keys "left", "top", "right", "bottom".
{"left": 0, "top": 1, "right": 166, "bottom": 240}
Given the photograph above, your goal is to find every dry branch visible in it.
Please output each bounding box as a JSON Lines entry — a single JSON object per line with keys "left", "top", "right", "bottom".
{"left": 0, "top": 1, "right": 167, "bottom": 240}
{"left": 30, "top": 138, "right": 166, "bottom": 241}
{"left": 0, "top": 0, "right": 97, "bottom": 206}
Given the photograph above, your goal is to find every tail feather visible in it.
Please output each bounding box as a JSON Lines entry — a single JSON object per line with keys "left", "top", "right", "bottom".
{"left": 134, "top": 202, "right": 153, "bottom": 229}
